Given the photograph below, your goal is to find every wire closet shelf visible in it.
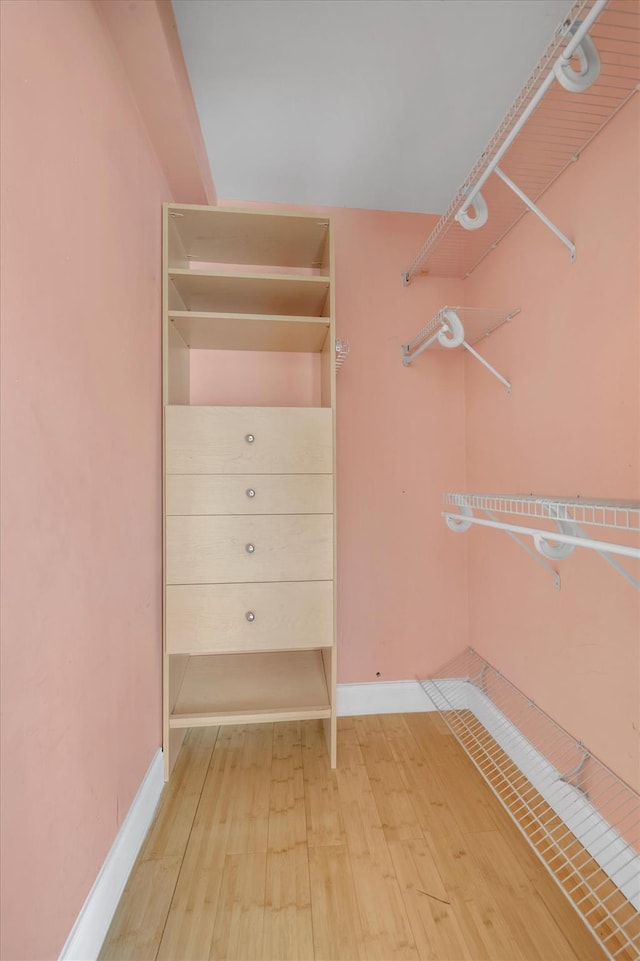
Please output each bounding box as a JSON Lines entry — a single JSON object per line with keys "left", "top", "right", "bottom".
{"left": 401, "top": 306, "right": 520, "bottom": 392}
{"left": 403, "top": 0, "right": 639, "bottom": 281}
{"left": 443, "top": 493, "right": 640, "bottom": 590}
{"left": 420, "top": 648, "right": 640, "bottom": 960}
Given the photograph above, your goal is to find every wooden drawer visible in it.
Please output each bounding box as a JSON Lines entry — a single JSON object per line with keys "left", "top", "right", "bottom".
{"left": 166, "top": 581, "right": 333, "bottom": 654}
{"left": 166, "top": 473, "right": 333, "bottom": 515}
{"left": 165, "top": 406, "right": 332, "bottom": 474}
{"left": 166, "top": 514, "right": 333, "bottom": 584}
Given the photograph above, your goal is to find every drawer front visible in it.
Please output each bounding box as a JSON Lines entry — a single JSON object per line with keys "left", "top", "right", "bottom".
{"left": 166, "top": 473, "right": 333, "bottom": 516}
{"left": 165, "top": 406, "right": 333, "bottom": 474}
{"left": 166, "top": 581, "right": 333, "bottom": 654}
{"left": 166, "top": 514, "right": 333, "bottom": 584}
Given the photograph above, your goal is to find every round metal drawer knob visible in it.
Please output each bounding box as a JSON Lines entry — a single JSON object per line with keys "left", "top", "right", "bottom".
{"left": 246, "top": 488, "right": 256, "bottom": 498}
{"left": 245, "top": 611, "right": 255, "bottom": 622}
{"left": 245, "top": 543, "right": 255, "bottom": 554}
{"left": 245, "top": 433, "right": 255, "bottom": 444}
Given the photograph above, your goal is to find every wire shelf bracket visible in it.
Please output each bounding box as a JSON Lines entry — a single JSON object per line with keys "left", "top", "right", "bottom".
{"left": 335, "top": 337, "right": 350, "bottom": 371}
{"left": 443, "top": 493, "right": 640, "bottom": 590}
{"left": 418, "top": 648, "right": 640, "bottom": 960}
{"left": 403, "top": 0, "right": 640, "bottom": 281}
{"left": 401, "top": 306, "right": 520, "bottom": 394}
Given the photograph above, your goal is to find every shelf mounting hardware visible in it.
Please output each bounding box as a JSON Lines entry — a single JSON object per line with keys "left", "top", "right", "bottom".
{"left": 401, "top": 0, "right": 638, "bottom": 281}
{"left": 402, "top": 307, "right": 518, "bottom": 394}
{"left": 443, "top": 494, "right": 640, "bottom": 590}
{"left": 450, "top": 2, "right": 605, "bottom": 262}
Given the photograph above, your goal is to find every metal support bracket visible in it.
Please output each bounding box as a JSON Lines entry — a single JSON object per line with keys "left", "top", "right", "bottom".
{"left": 461, "top": 341, "right": 511, "bottom": 394}
{"left": 543, "top": 504, "right": 640, "bottom": 590}
{"left": 401, "top": 272, "right": 411, "bottom": 287}
{"left": 402, "top": 309, "right": 512, "bottom": 393}
{"left": 484, "top": 510, "right": 561, "bottom": 589}
{"left": 494, "top": 166, "right": 577, "bottom": 262}
{"left": 559, "top": 743, "right": 591, "bottom": 797}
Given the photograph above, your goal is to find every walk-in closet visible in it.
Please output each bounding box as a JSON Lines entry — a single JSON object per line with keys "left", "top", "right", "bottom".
{"left": 1, "top": 1, "right": 638, "bottom": 960}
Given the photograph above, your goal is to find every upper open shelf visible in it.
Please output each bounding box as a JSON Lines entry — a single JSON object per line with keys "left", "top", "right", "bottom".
{"left": 403, "top": 0, "right": 639, "bottom": 280}
{"left": 168, "top": 204, "right": 331, "bottom": 271}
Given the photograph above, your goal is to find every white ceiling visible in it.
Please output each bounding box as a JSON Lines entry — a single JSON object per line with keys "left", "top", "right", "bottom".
{"left": 172, "top": 0, "right": 573, "bottom": 214}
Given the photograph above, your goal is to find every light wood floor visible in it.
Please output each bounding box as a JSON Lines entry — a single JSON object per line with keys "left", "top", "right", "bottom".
{"left": 100, "top": 714, "right": 607, "bottom": 961}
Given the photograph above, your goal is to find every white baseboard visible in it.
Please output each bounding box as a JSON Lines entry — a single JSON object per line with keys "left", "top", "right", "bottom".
{"left": 337, "top": 679, "right": 437, "bottom": 715}
{"left": 59, "top": 749, "right": 164, "bottom": 961}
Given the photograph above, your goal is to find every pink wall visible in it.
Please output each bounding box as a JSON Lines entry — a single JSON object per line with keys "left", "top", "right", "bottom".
{"left": 0, "top": 1, "right": 210, "bottom": 957}
{"left": 461, "top": 97, "right": 640, "bottom": 789}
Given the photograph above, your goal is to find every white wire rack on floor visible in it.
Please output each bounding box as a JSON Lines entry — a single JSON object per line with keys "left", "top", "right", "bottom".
{"left": 402, "top": 0, "right": 640, "bottom": 281}
{"left": 443, "top": 493, "right": 640, "bottom": 590}
{"left": 419, "top": 648, "right": 640, "bottom": 960}
{"left": 401, "top": 306, "right": 520, "bottom": 393}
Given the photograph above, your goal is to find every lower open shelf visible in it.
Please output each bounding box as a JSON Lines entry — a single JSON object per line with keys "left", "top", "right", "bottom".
{"left": 169, "top": 648, "right": 332, "bottom": 728}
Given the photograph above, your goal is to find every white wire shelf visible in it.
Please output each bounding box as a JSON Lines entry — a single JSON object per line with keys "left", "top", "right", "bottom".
{"left": 419, "top": 648, "right": 640, "bottom": 961}
{"left": 403, "top": 0, "right": 640, "bottom": 281}
{"left": 445, "top": 493, "right": 640, "bottom": 532}
{"left": 402, "top": 306, "right": 520, "bottom": 393}
{"left": 444, "top": 493, "right": 640, "bottom": 590}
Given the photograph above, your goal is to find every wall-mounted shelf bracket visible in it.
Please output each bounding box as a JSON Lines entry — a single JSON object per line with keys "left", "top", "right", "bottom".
{"left": 493, "top": 167, "right": 576, "bottom": 262}
{"left": 402, "top": 307, "right": 518, "bottom": 394}
{"left": 559, "top": 743, "right": 590, "bottom": 796}
{"left": 443, "top": 494, "right": 640, "bottom": 591}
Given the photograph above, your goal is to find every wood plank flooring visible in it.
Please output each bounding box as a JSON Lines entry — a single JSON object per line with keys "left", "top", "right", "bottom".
{"left": 100, "top": 714, "right": 607, "bottom": 961}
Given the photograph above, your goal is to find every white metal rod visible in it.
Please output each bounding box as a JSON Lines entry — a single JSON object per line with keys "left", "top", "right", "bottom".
{"left": 461, "top": 341, "right": 512, "bottom": 392}
{"left": 460, "top": 0, "right": 608, "bottom": 214}
{"left": 494, "top": 166, "right": 577, "bottom": 259}
{"left": 485, "top": 509, "right": 559, "bottom": 586}
{"left": 561, "top": 0, "right": 609, "bottom": 62}
{"left": 442, "top": 512, "right": 640, "bottom": 560}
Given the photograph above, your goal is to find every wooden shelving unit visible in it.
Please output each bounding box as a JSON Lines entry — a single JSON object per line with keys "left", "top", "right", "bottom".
{"left": 162, "top": 204, "right": 337, "bottom": 779}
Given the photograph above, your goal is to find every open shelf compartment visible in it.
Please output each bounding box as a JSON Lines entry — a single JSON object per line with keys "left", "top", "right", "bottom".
{"left": 168, "top": 269, "right": 331, "bottom": 317}
{"left": 169, "top": 649, "right": 332, "bottom": 728}
{"left": 168, "top": 311, "right": 330, "bottom": 353}
{"left": 419, "top": 648, "right": 640, "bottom": 961}
{"left": 168, "top": 204, "right": 331, "bottom": 271}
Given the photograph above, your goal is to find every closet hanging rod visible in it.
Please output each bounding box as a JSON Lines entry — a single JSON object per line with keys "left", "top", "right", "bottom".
{"left": 402, "top": 0, "right": 639, "bottom": 281}
{"left": 442, "top": 511, "right": 640, "bottom": 561}
{"left": 443, "top": 493, "right": 640, "bottom": 589}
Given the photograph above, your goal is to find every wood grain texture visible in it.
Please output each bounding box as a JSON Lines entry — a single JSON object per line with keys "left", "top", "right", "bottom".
{"left": 165, "top": 472, "right": 333, "bottom": 517}
{"left": 167, "top": 205, "right": 330, "bottom": 270}
{"left": 165, "top": 405, "right": 333, "bottom": 475}
{"left": 165, "top": 513, "right": 333, "bottom": 584}
{"left": 169, "top": 312, "right": 330, "bottom": 353}
{"left": 166, "top": 580, "right": 334, "bottom": 655}
{"left": 101, "top": 714, "right": 607, "bottom": 961}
